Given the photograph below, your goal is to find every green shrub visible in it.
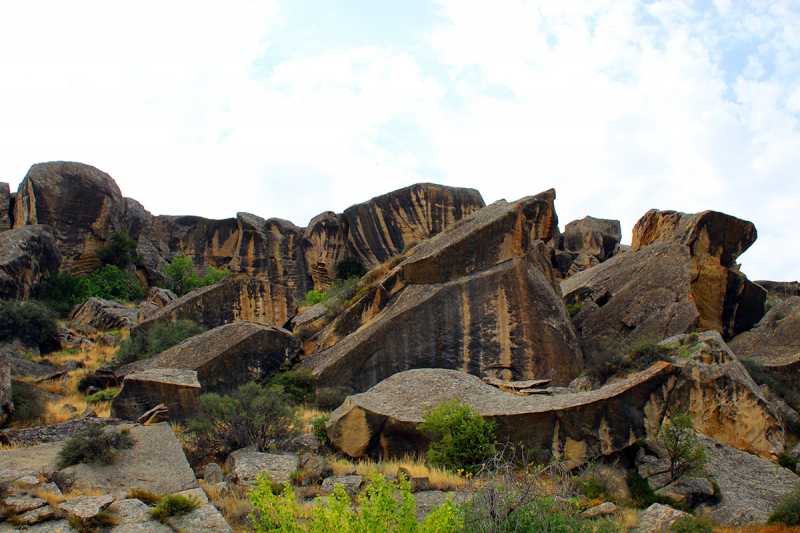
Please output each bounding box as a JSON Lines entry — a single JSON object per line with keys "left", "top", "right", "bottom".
{"left": 116, "top": 319, "right": 206, "bottom": 366}
{"left": 669, "top": 516, "right": 713, "bottom": 533}
{"left": 578, "top": 476, "right": 608, "bottom": 500}
{"left": 314, "top": 386, "right": 351, "bottom": 410}
{"left": 57, "top": 426, "right": 135, "bottom": 469}
{"left": 270, "top": 363, "right": 315, "bottom": 405}
{"left": 184, "top": 381, "right": 298, "bottom": 464}
{"left": 249, "top": 473, "right": 463, "bottom": 532}
{"left": 67, "top": 511, "right": 117, "bottom": 533}
{"left": 302, "top": 290, "right": 325, "bottom": 307}
{"left": 768, "top": 483, "right": 800, "bottom": 525}
{"left": 10, "top": 382, "right": 46, "bottom": 422}
{"left": 83, "top": 264, "right": 144, "bottom": 302}
{"left": 567, "top": 303, "right": 582, "bottom": 317}
{"left": 310, "top": 414, "right": 331, "bottom": 447}
{"left": 626, "top": 470, "right": 690, "bottom": 512}
{"left": 95, "top": 229, "right": 142, "bottom": 269}
{"left": 149, "top": 494, "right": 200, "bottom": 523}
{"left": 582, "top": 338, "right": 672, "bottom": 385}
{"left": 160, "top": 253, "right": 231, "bottom": 297}
{"left": 657, "top": 412, "right": 707, "bottom": 480}
{"left": 34, "top": 272, "right": 92, "bottom": 317}
{"left": 0, "top": 301, "right": 59, "bottom": 352}
{"left": 333, "top": 255, "right": 367, "bottom": 280}
{"left": 87, "top": 388, "right": 118, "bottom": 404}
{"left": 418, "top": 398, "right": 496, "bottom": 474}
{"left": 126, "top": 488, "right": 162, "bottom": 506}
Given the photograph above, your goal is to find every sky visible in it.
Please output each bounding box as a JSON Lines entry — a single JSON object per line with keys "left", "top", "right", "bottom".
{"left": 0, "top": 0, "right": 798, "bottom": 281}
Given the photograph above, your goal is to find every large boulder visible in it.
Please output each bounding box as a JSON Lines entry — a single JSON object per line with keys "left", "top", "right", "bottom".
{"left": 68, "top": 298, "right": 142, "bottom": 331}
{"left": 110, "top": 369, "right": 202, "bottom": 422}
{"left": 116, "top": 321, "right": 298, "bottom": 392}
{"left": 306, "top": 251, "right": 582, "bottom": 392}
{"left": 560, "top": 242, "right": 700, "bottom": 344}
{"left": 729, "top": 296, "right": 800, "bottom": 378}
{"left": 134, "top": 276, "right": 297, "bottom": 334}
{"left": 659, "top": 331, "right": 784, "bottom": 459}
{"left": 631, "top": 209, "right": 765, "bottom": 339}
{"left": 343, "top": 183, "right": 486, "bottom": 268}
{"left": 552, "top": 216, "right": 622, "bottom": 278}
{"left": 302, "top": 212, "right": 349, "bottom": 291}
{"left": 0, "top": 182, "right": 12, "bottom": 231}
{"left": 327, "top": 365, "right": 680, "bottom": 462}
{"left": 0, "top": 225, "right": 62, "bottom": 299}
{"left": 756, "top": 280, "right": 800, "bottom": 300}
{"left": 13, "top": 162, "right": 126, "bottom": 275}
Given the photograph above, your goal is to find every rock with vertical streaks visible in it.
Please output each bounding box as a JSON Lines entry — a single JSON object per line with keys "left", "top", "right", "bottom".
{"left": 302, "top": 212, "right": 349, "bottom": 291}
{"left": 152, "top": 215, "right": 240, "bottom": 271}
{"left": 0, "top": 183, "right": 12, "bottom": 231}
{"left": 0, "top": 225, "right": 62, "bottom": 300}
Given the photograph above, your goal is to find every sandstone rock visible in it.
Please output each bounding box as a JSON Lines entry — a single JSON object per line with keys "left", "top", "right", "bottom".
{"left": 0, "top": 519, "right": 79, "bottom": 532}
{"left": 655, "top": 475, "right": 714, "bottom": 506}
{"left": 0, "top": 225, "right": 62, "bottom": 299}
{"left": 58, "top": 493, "right": 115, "bottom": 520}
{"left": 0, "top": 352, "right": 11, "bottom": 426}
{"left": 327, "top": 365, "right": 680, "bottom": 462}
{"left": 135, "top": 403, "right": 169, "bottom": 425}
{"left": 660, "top": 331, "right": 784, "bottom": 459}
{"left": 0, "top": 183, "right": 11, "bottom": 231}
{"left": 296, "top": 453, "right": 332, "bottom": 486}
{"left": 2, "top": 490, "right": 47, "bottom": 512}
{"left": 107, "top": 498, "right": 150, "bottom": 524}
{"left": 320, "top": 475, "right": 363, "bottom": 496}
{"left": 229, "top": 450, "right": 299, "bottom": 486}
{"left": 698, "top": 433, "right": 799, "bottom": 526}
{"left": 344, "top": 183, "right": 486, "bottom": 268}
{"left": 110, "top": 369, "right": 201, "bottom": 422}
{"left": 756, "top": 280, "right": 800, "bottom": 299}
{"left": 151, "top": 214, "right": 240, "bottom": 272}
{"left": 117, "top": 321, "right": 297, "bottom": 393}
{"left": 17, "top": 505, "right": 56, "bottom": 524}
{"left": 97, "top": 334, "right": 122, "bottom": 349}
{"left": 729, "top": 296, "right": 800, "bottom": 378}
{"left": 306, "top": 251, "right": 582, "bottom": 392}
{"left": 134, "top": 276, "right": 296, "bottom": 333}
{"left": 169, "top": 502, "right": 234, "bottom": 533}
{"left": 147, "top": 287, "right": 177, "bottom": 307}
{"left": 68, "top": 298, "right": 141, "bottom": 331}
{"left": 302, "top": 212, "right": 349, "bottom": 291}
{"left": 0, "top": 417, "right": 119, "bottom": 446}
{"left": 553, "top": 216, "right": 622, "bottom": 278}
{"left": 14, "top": 162, "right": 127, "bottom": 275}
{"left": 204, "top": 462, "right": 224, "bottom": 485}
{"left": 561, "top": 242, "right": 700, "bottom": 344}
{"left": 580, "top": 501, "right": 618, "bottom": 518}
{"left": 631, "top": 503, "right": 689, "bottom": 532}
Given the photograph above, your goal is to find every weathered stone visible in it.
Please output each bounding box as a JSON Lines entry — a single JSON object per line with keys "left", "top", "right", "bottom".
{"left": 698, "top": 433, "right": 799, "bottom": 526}
{"left": 295, "top": 453, "right": 332, "bottom": 486}
{"left": 655, "top": 475, "right": 714, "bottom": 506}
{"left": 17, "top": 505, "right": 56, "bottom": 524}
{"left": 98, "top": 334, "right": 122, "bottom": 349}
{"left": 0, "top": 182, "right": 12, "bottom": 231}
{"left": 482, "top": 377, "right": 551, "bottom": 393}
{"left": 229, "top": 451, "right": 299, "bottom": 486}
{"left": 631, "top": 503, "right": 689, "bottom": 532}
{"left": 169, "top": 502, "right": 234, "bottom": 533}
{"left": 0, "top": 352, "right": 10, "bottom": 426}
{"left": 107, "top": 498, "right": 150, "bottom": 524}
{"left": 302, "top": 212, "right": 349, "bottom": 291}
{"left": 344, "top": 183, "right": 486, "bottom": 269}
{"left": 306, "top": 251, "right": 582, "bottom": 392}
{"left": 729, "top": 296, "right": 800, "bottom": 377}
{"left": 580, "top": 501, "right": 618, "bottom": 518}
{"left": 58, "top": 493, "right": 115, "bottom": 519}
{"left": 0, "top": 520, "right": 79, "bottom": 532}
{"left": 327, "top": 365, "right": 680, "bottom": 462}
{"left": 106, "top": 523, "right": 172, "bottom": 533}
{"left": 320, "top": 475, "right": 363, "bottom": 496}
{"left": 554, "top": 216, "right": 622, "bottom": 278}
{"left": 14, "top": 162, "right": 127, "bottom": 275}
{"left": 111, "top": 369, "right": 201, "bottom": 422}
{"left": 0, "top": 225, "right": 62, "bottom": 299}
{"left": 176, "top": 487, "right": 209, "bottom": 505}
{"left": 0, "top": 417, "right": 118, "bottom": 446}
{"left": 204, "top": 462, "right": 224, "bottom": 485}
{"left": 147, "top": 287, "right": 177, "bottom": 307}
{"left": 756, "top": 280, "right": 800, "bottom": 300}
{"left": 2, "top": 491, "right": 47, "bottom": 512}
{"left": 68, "top": 298, "right": 142, "bottom": 331}
{"left": 151, "top": 214, "right": 240, "bottom": 272}
{"left": 136, "top": 403, "right": 169, "bottom": 425}
{"left": 561, "top": 242, "right": 700, "bottom": 344}
{"left": 117, "top": 321, "right": 297, "bottom": 393}
{"left": 134, "top": 276, "right": 297, "bottom": 334}
{"left": 660, "top": 331, "right": 784, "bottom": 459}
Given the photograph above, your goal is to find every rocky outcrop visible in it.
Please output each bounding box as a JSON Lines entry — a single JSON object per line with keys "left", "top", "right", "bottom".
{"left": 147, "top": 287, "right": 177, "bottom": 307}
{"left": 111, "top": 369, "right": 202, "bottom": 422}
{"left": 561, "top": 242, "right": 700, "bottom": 344}
{"left": 552, "top": 216, "right": 621, "bottom": 278}
{"left": 631, "top": 209, "right": 765, "bottom": 339}
{"left": 756, "top": 280, "right": 800, "bottom": 300}
{"left": 117, "top": 321, "right": 298, "bottom": 393}
{"left": 68, "top": 298, "right": 142, "bottom": 331}
{"left": 13, "top": 162, "right": 126, "bottom": 275}
{"left": 0, "top": 225, "right": 62, "bottom": 299}
{"left": 660, "top": 331, "right": 784, "bottom": 459}
{"left": 327, "top": 365, "right": 680, "bottom": 462}
{"left": 631, "top": 503, "right": 690, "bottom": 533}
{"left": 135, "top": 276, "right": 296, "bottom": 334}
{"left": 0, "top": 182, "right": 11, "bottom": 231}
{"left": 343, "top": 183, "right": 486, "bottom": 268}
{"left": 729, "top": 296, "right": 800, "bottom": 375}
{"left": 151, "top": 215, "right": 240, "bottom": 271}
{"left": 0, "top": 353, "right": 11, "bottom": 427}
{"left": 302, "top": 212, "right": 349, "bottom": 291}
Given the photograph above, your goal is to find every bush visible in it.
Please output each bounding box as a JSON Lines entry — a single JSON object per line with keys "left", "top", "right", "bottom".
{"left": 670, "top": 516, "right": 714, "bottom": 533}
{"left": 0, "top": 301, "right": 59, "bottom": 352}
{"left": 567, "top": 303, "right": 582, "bottom": 317}
{"left": 578, "top": 476, "right": 609, "bottom": 500}
{"left": 149, "top": 494, "right": 200, "bottom": 523}
{"left": 67, "top": 511, "right": 117, "bottom": 533}
{"left": 302, "top": 290, "right": 325, "bottom": 307}
{"left": 34, "top": 272, "right": 91, "bottom": 317}
{"left": 626, "top": 470, "right": 690, "bottom": 512}
{"left": 333, "top": 255, "right": 367, "bottom": 280}
{"left": 115, "top": 319, "right": 206, "bottom": 366}
{"left": 87, "top": 388, "right": 118, "bottom": 404}
{"left": 269, "top": 363, "right": 315, "bottom": 405}
{"left": 95, "top": 229, "right": 142, "bottom": 269}
{"left": 315, "top": 386, "right": 351, "bottom": 410}
{"left": 582, "top": 338, "right": 672, "bottom": 385}
{"left": 249, "top": 473, "right": 463, "bottom": 532}
{"left": 657, "top": 412, "right": 707, "bottom": 480}
{"left": 184, "top": 381, "right": 298, "bottom": 464}
{"left": 769, "top": 484, "right": 800, "bottom": 525}
{"left": 323, "top": 277, "right": 360, "bottom": 314}
{"left": 160, "top": 253, "right": 230, "bottom": 296}
{"left": 310, "top": 414, "right": 331, "bottom": 447}
{"left": 57, "top": 426, "right": 135, "bottom": 469}
{"left": 83, "top": 264, "right": 144, "bottom": 302}
{"left": 10, "top": 382, "right": 46, "bottom": 422}
{"left": 418, "top": 398, "right": 496, "bottom": 474}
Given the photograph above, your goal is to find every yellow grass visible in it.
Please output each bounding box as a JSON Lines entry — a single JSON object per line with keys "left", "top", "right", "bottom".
{"left": 296, "top": 405, "right": 329, "bottom": 429}
{"left": 329, "top": 456, "right": 466, "bottom": 491}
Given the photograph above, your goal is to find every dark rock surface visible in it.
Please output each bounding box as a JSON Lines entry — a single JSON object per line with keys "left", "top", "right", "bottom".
{"left": 111, "top": 368, "right": 201, "bottom": 422}
{"left": 68, "top": 298, "right": 142, "bottom": 331}
{"left": 327, "top": 365, "right": 680, "bottom": 461}
{"left": 147, "top": 287, "right": 177, "bottom": 307}
{"left": 756, "top": 280, "right": 800, "bottom": 299}
{"left": 561, "top": 242, "right": 700, "bottom": 344}
{"left": 302, "top": 212, "right": 349, "bottom": 291}
{"left": 729, "top": 296, "right": 800, "bottom": 374}
{"left": 0, "top": 353, "right": 11, "bottom": 427}
{"left": 552, "top": 216, "right": 621, "bottom": 278}
{"left": 0, "top": 225, "right": 62, "bottom": 299}
{"left": 0, "top": 182, "right": 11, "bottom": 231}
{"left": 151, "top": 214, "right": 240, "bottom": 271}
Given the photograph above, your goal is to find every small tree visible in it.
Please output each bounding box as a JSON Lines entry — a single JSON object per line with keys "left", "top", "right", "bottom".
{"left": 161, "top": 253, "right": 230, "bottom": 297}
{"left": 95, "top": 229, "right": 142, "bottom": 269}
{"left": 333, "top": 255, "right": 367, "bottom": 280}
{"left": 657, "top": 411, "right": 707, "bottom": 480}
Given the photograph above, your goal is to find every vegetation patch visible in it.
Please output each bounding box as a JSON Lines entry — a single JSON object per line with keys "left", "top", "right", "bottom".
{"left": 669, "top": 516, "right": 713, "bottom": 533}
{"left": 269, "top": 363, "right": 315, "bottom": 405}
{"left": 0, "top": 301, "right": 60, "bottom": 352}
{"left": 149, "top": 494, "right": 200, "bottom": 523}
{"left": 657, "top": 411, "right": 707, "bottom": 480}
{"left": 57, "top": 425, "right": 135, "bottom": 469}
{"left": 310, "top": 414, "right": 331, "bottom": 447}
{"left": 10, "top": 382, "right": 46, "bottom": 423}
{"left": 582, "top": 338, "right": 673, "bottom": 385}
{"left": 333, "top": 255, "right": 367, "bottom": 280}
{"left": 67, "top": 511, "right": 117, "bottom": 533}
{"left": 159, "top": 253, "right": 231, "bottom": 297}
{"left": 769, "top": 484, "right": 800, "bottom": 526}
{"left": 35, "top": 265, "right": 144, "bottom": 317}
{"left": 115, "top": 319, "right": 206, "bottom": 366}
{"left": 87, "top": 388, "right": 118, "bottom": 404}
{"left": 567, "top": 303, "right": 582, "bottom": 317}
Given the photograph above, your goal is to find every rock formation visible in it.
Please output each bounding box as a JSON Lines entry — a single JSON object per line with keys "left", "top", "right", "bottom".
{"left": 302, "top": 212, "right": 349, "bottom": 291}
{"left": 0, "top": 353, "right": 11, "bottom": 427}
{"left": 0, "top": 225, "right": 62, "bottom": 300}
{"left": 327, "top": 365, "right": 680, "bottom": 462}
{"left": 755, "top": 280, "right": 800, "bottom": 300}
{"left": 111, "top": 368, "right": 202, "bottom": 422}
{"left": 551, "top": 216, "right": 622, "bottom": 278}
{"left": 729, "top": 296, "right": 800, "bottom": 379}
{"left": 68, "top": 298, "right": 143, "bottom": 331}
{"left": 0, "top": 182, "right": 12, "bottom": 231}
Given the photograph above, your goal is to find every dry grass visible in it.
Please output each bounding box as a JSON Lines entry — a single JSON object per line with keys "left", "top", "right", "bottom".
{"left": 329, "top": 456, "right": 466, "bottom": 491}
{"left": 296, "top": 405, "right": 329, "bottom": 429}
{"left": 205, "top": 483, "right": 255, "bottom": 533}
{"left": 716, "top": 527, "right": 800, "bottom": 533}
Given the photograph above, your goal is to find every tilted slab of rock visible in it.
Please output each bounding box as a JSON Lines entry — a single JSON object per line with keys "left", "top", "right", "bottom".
{"left": 302, "top": 212, "right": 349, "bottom": 291}
{"left": 68, "top": 298, "right": 142, "bottom": 331}
{"left": 729, "top": 296, "right": 800, "bottom": 377}
{"left": 0, "top": 225, "right": 62, "bottom": 299}
{"left": 343, "top": 183, "right": 486, "bottom": 268}
{"left": 660, "top": 331, "right": 784, "bottom": 459}
{"left": 327, "top": 365, "right": 680, "bottom": 462}
{"left": 135, "top": 276, "right": 296, "bottom": 333}
{"left": 111, "top": 369, "right": 201, "bottom": 422}
{"left": 399, "top": 190, "right": 559, "bottom": 286}
{"left": 552, "top": 216, "right": 622, "bottom": 279}
{"left": 117, "top": 321, "right": 298, "bottom": 392}
{"left": 561, "top": 242, "right": 700, "bottom": 344}
{"left": 13, "top": 162, "right": 127, "bottom": 275}
{"left": 147, "top": 287, "right": 177, "bottom": 307}
{"left": 305, "top": 252, "right": 582, "bottom": 392}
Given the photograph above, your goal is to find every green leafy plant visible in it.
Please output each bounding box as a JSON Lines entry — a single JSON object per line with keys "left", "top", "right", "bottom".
{"left": 10, "top": 382, "right": 46, "bottom": 422}
{"left": 626, "top": 470, "right": 690, "bottom": 512}
{"left": 149, "top": 494, "right": 200, "bottom": 523}
{"left": 270, "top": 363, "right": 315, "bottom": 405}
{"left": 657, "top": 412, "right": 707, "bottom": 480}
{"left": 95, "top": 229, "right": 142, "bottom": 269}
{"left": 310, "top": 414, "right": 331, "bottom": 447}
{"left": 567, "top": 303, "right": 582, "bottom": 317}
{"left": 768, "top": 483, "right": 800, "bottom": 525}
{"left": 0, "top": 301, "right": 60, "bottom": 352}
{"left": 115, "top": 319, "right": 206, "bottom": 366}
{"left": 160, "top": 253, "right": 231, "bottom": 296}
{"left": 87, "top": 388, "right": 118, "bottom": 404}
{"left": 669, "top": 516, "right": 713, "bottom": 533}
{"left": 302, "top": 290, "right": 325, "bottom": 307}
{"left": 333, "top": 255, "right": 367, "bottom": 280}
{"left": 418, "top": 398, "right": 497, "bottom": 474}
{"left": 57, "top": 426, "right": 135, "bottom": 469}
{"left": 578, "top": 476, "right": 608, "bottom": 500}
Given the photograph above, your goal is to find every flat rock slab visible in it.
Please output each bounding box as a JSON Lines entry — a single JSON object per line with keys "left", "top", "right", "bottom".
{"left": 0, "top": 417, "right": 120, "bottom": 446}
{"left": 2, "top": 492, "right": 47, "bottom": 512}
{"left": 111, "top": 368, "right": 201, "bottom": 422}
{"left": 0, "top": 441, "right": 64, "bottom": 473}
{"left": 0, "top": 519, "right": 78, "bottom": 532}
{"left": 107, "top": 498, "right": 151, "bottom": 524}
{"left": 230, "top": 451, "right": 299, "bottom": 486}
{"left": 328, "top": 365, "right": 680, "bottom": 462}
{"left": 631, "top": 503, "right": 689, "bottom": 532}
{"left": 320, "top": 475, "right": 363, "bottom": 496}
{"left": 581, "top": 501, "right": 618, "bottom": 518}
{"left": 58, "top": 493, "right": 115, "bottom": 519}
{"left": 169, "top": 503, "right": 234, "bottom": 533}
{"left": 68, "top": 298, "right": 142, "bottom": 331}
